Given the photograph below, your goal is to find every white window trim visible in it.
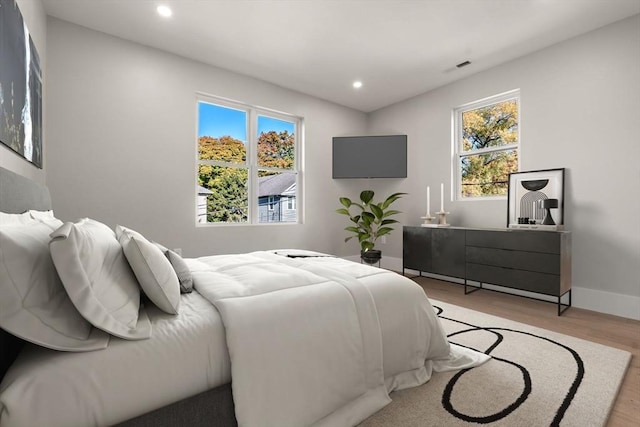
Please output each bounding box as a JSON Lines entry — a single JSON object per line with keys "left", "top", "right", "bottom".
{"left": 195, "top": 93, "right": 304, "bottom": 225}
{"left": 452, "top": 89, "right": 521, "bottom": 201}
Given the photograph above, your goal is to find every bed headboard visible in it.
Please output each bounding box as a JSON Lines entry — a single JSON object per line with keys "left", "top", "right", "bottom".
{"left": 0, "top": 166, "right": 51, "bottom": 214}
{"left": 0, "top": 166, "right": 53, "bottom": 382}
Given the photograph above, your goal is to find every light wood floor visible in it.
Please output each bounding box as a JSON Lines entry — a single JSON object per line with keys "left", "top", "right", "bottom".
{"left": 410, "top": 276, "right": 639, "bottom": 427}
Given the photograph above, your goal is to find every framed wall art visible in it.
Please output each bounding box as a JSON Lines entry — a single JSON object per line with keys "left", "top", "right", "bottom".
{"left": 507, "top": 168, "right": 565, "bottom": 229}
{"left": 0, "top": 0, "right": 43, "bottom": 168}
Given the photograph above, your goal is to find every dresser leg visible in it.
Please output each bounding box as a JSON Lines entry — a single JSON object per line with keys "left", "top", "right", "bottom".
{"left": 557, "top": 290, "right": 572, "bottom": 316}
{"left": 464, "top": 280, "right": 482, "bottom": 295}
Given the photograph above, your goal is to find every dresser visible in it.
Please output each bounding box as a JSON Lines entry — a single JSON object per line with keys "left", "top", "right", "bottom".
{"left": 403, "top": 226, "right": 572, "bottom": 315}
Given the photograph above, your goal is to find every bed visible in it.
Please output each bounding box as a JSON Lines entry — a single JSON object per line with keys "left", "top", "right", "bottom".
{"left": 0, "top": 166, "right": 486, "bottom": 427}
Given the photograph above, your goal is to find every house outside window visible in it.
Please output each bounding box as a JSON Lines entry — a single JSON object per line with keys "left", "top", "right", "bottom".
{"left": 453, "top": 90, "right": 520, "bottom": 200}
{"left": 196, "top": 95, "right": 302, "bottom": 224}
{"left": 257, "top": 173, "right": 297, "bottom": 222}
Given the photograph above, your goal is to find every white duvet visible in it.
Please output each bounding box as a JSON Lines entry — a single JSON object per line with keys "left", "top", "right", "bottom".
{"left": 0, "top": 251, "right": 487, "bottom": 427}
{"left": 189, "top": 251, "right": 487, "bottom": 427}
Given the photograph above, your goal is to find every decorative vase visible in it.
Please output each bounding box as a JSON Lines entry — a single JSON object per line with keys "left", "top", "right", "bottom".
{"left": 361, "top": 249, "right": 382, "bottom": 265}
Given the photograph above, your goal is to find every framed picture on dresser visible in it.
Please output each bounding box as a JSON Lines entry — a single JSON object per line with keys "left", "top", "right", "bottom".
{"left": 507, "top": 168, "right": 565, "bottom": 229}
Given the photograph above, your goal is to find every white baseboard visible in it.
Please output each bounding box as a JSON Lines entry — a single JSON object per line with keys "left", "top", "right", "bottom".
{"left": 343, "top": 255, "right": 640, "bottom": 321}
{"left": 571, "top": 287, "right": 640, "bottom": 321}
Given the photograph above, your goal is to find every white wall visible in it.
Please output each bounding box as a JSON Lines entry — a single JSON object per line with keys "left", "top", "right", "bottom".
{"left": 0, "top": 0, "right": 46, "bottom": 183}
{"left": 44, "top": 14, "right": 639, "bottom": 318}
{"left": 45, "top": 18, "right": 367, "bottom": 258}
{"left": 368, "top": 15, "right": 640, "bottom": 319}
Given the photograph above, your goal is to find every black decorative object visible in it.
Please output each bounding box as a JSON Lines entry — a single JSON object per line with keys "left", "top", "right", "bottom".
{"left": 507, "top": 168, "right": 565, "bottom": 229}
{"left": 521, "top": 179, "right": 549, "bottom": 191}
{"left": 542, "top": 198, "right": 559, "bottom": 225}
{"left": 0, "top": 0, "right": 43, "bottom": 168}
{"left": 360, "top": 249, "right": 382, "bottom": 265}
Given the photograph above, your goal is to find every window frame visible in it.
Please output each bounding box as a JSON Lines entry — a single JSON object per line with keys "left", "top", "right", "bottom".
{"left": 452, "top": 89, "right": 521, "bottom": 201}
{"left": 195, "top": 93, "right": 303, "bottom": 226}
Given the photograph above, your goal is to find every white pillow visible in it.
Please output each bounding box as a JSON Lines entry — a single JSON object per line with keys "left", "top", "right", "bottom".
{"left": 0, "top": 211, "right": 33, "bottom": 226}
{"left": 49, "top": 219, "right": 151, "bottom": 340}
{"left": 0, "top": 220, "right": 110, "bottom": 351}
{"left": 28, "top": 209, "right": 57, "bottom": 222}
{"left": 0, "top": 210, "right": 59, "bottom": 226}
{"left": 116, "top": 226, "right": 180, "bottom": 315}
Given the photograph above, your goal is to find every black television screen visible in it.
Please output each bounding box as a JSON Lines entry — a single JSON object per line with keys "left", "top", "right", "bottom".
{"left": 332, "top": 135, "right": 407, "bottom": 179}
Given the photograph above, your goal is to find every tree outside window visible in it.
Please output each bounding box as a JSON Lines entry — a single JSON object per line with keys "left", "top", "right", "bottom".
{"left": 197, "top": 97, "right": 301, "bottom": 224}
{"left": 454, "top": 91, "right": 520, "bottom": 199}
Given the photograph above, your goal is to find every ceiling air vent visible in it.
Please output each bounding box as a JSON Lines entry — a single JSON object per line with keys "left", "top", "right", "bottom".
{"left": 456, "top": 60, "right": 471, "bottom": 68}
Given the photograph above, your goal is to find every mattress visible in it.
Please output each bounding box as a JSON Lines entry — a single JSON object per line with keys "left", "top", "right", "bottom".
{"left": 0, "top": 291, "right": 230, "bottom": 427}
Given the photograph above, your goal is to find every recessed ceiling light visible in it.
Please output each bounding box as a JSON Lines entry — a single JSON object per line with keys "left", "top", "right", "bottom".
{"left": 353, "top": 81, "right": 363, "bottom": 89}
{"left": 157, "top": 5, "right": 173, "bottom": 18}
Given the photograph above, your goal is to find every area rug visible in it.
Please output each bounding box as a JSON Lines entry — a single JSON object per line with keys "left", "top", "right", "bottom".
{"left": 360, "top": 300, "right": 631, "bottom": 427}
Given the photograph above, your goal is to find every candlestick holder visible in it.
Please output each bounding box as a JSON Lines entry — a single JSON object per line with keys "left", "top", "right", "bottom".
{"left": 420, "top": 214, "right": 436, "bottom": 227}
{"left": 436, "top": 210, "right": 451, "bottom": 227}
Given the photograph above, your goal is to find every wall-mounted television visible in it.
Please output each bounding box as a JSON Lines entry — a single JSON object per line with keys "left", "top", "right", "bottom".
{"left": 332, "top": 135, "right": 407, "bottom": 179}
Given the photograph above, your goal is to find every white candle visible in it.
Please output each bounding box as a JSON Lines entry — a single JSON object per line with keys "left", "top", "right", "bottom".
{"left": 440, "top": 183, "right": 444, "bottom": 212}
{"left": 427, "top": 186, "right": 430, "bottom": 215}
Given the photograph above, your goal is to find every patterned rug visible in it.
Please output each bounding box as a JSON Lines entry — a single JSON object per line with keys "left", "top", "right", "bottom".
{"left": 361, "top": 300, "right": 631, "bottom": 427}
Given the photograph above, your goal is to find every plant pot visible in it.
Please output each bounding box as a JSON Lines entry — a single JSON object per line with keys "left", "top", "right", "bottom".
{"left": 361, "top": 249, "right": 382, "bottom": 265}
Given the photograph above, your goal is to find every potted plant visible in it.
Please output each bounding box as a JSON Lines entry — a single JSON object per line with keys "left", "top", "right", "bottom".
{"left": 336, "top": 190, "right": 406, "bottom": 265}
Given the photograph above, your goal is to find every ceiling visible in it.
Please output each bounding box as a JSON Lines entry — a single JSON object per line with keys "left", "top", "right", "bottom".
{"left": 41, "top": 0, "right": 640, "bottom": 113}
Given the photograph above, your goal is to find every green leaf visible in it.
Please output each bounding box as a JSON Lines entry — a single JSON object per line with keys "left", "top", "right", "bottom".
{"left": 370, "top": 204, "right": 383, "bottom": 220}
{"left": 336, "top": 208, "right": 350, "bottom": 216}
{"left": 381, "top": 219, "right": 399, "bottom": 225}
{"left": 361, "top": 241, "right": 375, "bottom": 251}
{"left": 362, "top": 211, "right": 375, "bottom": 221}
{"left": 345, "top": 226, "right": 360, "bottom": 233}
{"left": 339, "top": 197, "right": 352, "bottom": 208}
{"left": 381, "top": 192, "right": 407, "bottom": 209}
{"left": 376, "top": 227, "right": 394, "bottom": 236}
{"left": 360, "top": 190, "right": 374, "bottom": 205}
{"left": 382, "top": 209, "right": 401, "bottom": 218}
{"left": 345, "top": 236, "right": 354, "bottom": 243}
{"left": 361, "top": 212, "right": 374, "bottom": 227}
{"left": 358, "top": 233, "right": 371, "bottom": 243}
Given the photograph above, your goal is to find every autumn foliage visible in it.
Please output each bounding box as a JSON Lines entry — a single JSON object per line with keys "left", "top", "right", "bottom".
{"left": 460, "top": 100, "right": 518, "bottom": 197}
{"left": 198, "top": 130, "right": 295, "bottom": 222}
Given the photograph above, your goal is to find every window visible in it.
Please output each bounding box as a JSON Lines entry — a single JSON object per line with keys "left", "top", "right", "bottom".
{"left": 453, "top": 90, "right": 520, "bottom": 200}
{"left": 196, "top": 95, "right": 302, "bottom": 224}
{"left": 286, "top": 197, "right": 296, "bottom": 211}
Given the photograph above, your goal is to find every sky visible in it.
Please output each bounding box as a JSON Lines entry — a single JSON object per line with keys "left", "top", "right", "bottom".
{"left": 198, "top": 102, "right": 294, "bottom": 142}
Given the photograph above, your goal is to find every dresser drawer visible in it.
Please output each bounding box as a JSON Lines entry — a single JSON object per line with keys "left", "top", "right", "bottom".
{"left": 466, "top": 230, "right": 561, "bottom": 254}
{"left": 466, "top": 247, "right": 560, "bottom": 275}
{"left": 466, "top": 263, "right": 561, "bottom": 296}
